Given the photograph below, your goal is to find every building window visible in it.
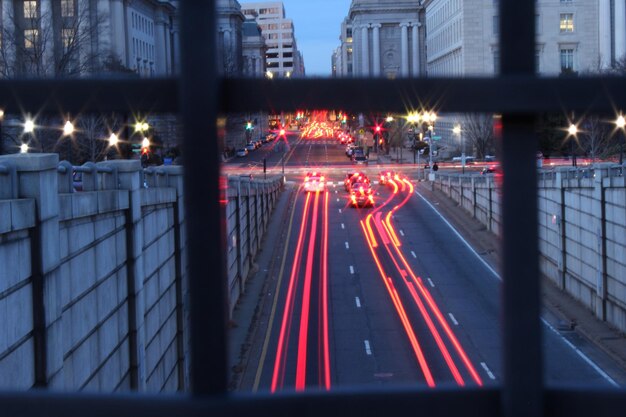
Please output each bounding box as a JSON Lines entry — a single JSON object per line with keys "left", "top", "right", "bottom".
{"left": 61, "top": 0, "right": 74, "bottom": 17}
{"left": 62, "top": 28, "right": 74, "bottom": 48}
{"left": 24, "top": 29, "right": 38, "bottom": 48}
{"left": 346, "top": 28, "right": 352, "bottom": 38}
{"left": 24, "top": 1, "right": 38, "bottom": 19}
{"left": 560, "top": 13, "right": 574, "bottom": 32}
{"left": 560, "top": 48, "right": 574, "bottom": 71}
{"left": 493, "top": 15, "right": 499, "bottom": 35}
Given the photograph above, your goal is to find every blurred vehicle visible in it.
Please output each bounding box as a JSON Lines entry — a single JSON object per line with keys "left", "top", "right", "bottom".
{"left": 379, "top": 170, "right": 398, "bottom": 185}
{"left": 481, "top": 166, "right": 497, "bottom": 174}
{"left": 236, "top": 148, "right": 248, "bottom": 157}
{"left": 245, "top": 143, "right": 256, "bottom": 151}
{"left": 304, "top": 172, "right": 325, "bottom": 192}
{"left": 353, "top": 155, "right": 368, "bottom": 165}
{"left": 350, "top": 182, "right": 375, "bottom": 207}
{"left": 344, "top": 172, "right": 369, "bottom": 192}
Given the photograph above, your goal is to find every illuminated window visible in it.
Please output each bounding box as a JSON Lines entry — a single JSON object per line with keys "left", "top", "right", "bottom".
{"left": 24, "top": 28, "right": 38, "bottom": 48}
{"left": 23, "top": 0, "right": 37, "bottom": 19}
{"left": 560, "top": 13, "right": 574, "bottom": 32}
{"left": 61, "top": 0, "right": 74, "bottom": 17}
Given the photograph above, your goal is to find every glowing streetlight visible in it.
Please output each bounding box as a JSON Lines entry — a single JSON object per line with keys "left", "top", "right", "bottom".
{"left": 142, "top": 137, "right": 150, "bottom": 148}
{"left": 430, "top": 112, "right": 438, "bottom": 122}
{"left": 0, "top": 109, "right": 4, "bottom": 119}
{"left": 568, "top": 124, "right": 578, "bottom": 136}
{"left": 453, "top": 125, "right": 461, "bottom": 135}
{"left": 567, "top": 123, "right": 578, "bottom": 166}
{"left": 617, "top": 114, "right": 625, "bottom": 165}
{"left": 422, "top": 112, "right": 431, "bottom": 123}
{"left": 24, "top": 118, "right": 35, "bottom": 133}
{"left": 616, "top": 115, "right": 626, "bottom": 129}
{"left": 108, "top": 133, "right": 119, "bottom": 147}
{"left": 285, "top": 71, "right": 291, "bottom": 78}
{"left": 20, "top": 143, "right": 29, "bottom": 153}
{"left": 266, "top": 70, "right": 274, "bottom": 79}
{"left": 386, "top": 116, "right": 394, "bottom": 122}
{"left": 63, "top": 120, "right": 74, "bottom": 136}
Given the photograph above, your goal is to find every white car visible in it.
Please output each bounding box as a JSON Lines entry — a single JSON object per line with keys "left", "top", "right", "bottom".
{"left": 236, "top": 148, "right": 248, "bottom": 157}
{"left": 304, "top": 172, "right": 325, "bottom": 192}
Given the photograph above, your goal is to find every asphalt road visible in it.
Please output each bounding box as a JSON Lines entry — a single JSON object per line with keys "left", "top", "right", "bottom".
{"left": 230, "top": 132, "right": 622, "bottom": 392}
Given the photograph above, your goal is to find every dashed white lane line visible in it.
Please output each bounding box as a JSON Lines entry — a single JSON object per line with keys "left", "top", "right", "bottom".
{"left": 480, "top": 362, "right": 496, "bottom": 380}
{"left": 339, "top": 209, "right": 342, "bottom": 213}
{"left": 448, "top": 313, "right": 459, "bottom": 326}
{"left": 341, "top": 223, "right": 345, "bottom": 229}
{"left": 355, "top": 297, "right": 361, "bottom": 308}
{"left": 411, "top": 251, "right": 417, "bottom": 258}
{"left": 364, "top": 340, "right": 372, "bottom": 355}
{"left": 427, "top": 278, "right": 435, "bottom": 288}
{"left": 337, "top": 198, "right": 340, "bottom": 202}
{"left": 399, "top": 230, "right": 405, "bottom": 236}
{"left": 345, "top": 242, "right": 350, "bottom": 249}
{"left": 349, "top": 265, "right": 355, "bottom": 274}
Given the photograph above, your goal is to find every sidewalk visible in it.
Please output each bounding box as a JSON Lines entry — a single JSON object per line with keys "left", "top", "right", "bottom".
{"left": 415, "top": 182, "right": 626, "bottom": 383}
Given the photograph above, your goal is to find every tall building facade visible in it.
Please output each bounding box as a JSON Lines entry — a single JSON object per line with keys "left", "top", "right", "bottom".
{"left": 347, "top": 0, "right": 425, "bottom": 78}
{"left": 0, "top": 0, "right": 178, "bottom": 78}
{"left": 240, "top": 1, "right": 304, "bottom": 77}
{"left": 334, "top": 17, "right": 354, "bottom": 77}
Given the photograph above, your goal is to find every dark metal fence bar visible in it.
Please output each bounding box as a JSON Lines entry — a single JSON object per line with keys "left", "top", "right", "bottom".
{"left": 179, "top": 1, "right": 228, "bottom": 396}
{"left": 1, "top": 77, "right": 626, "bottom": 114}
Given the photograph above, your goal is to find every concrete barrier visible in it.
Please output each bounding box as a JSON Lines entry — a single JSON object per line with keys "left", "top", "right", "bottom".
{"left": 0, "top": 154, "right": 282, "bottom": 392}
{"left": 433, "top": 165, "right": 626, "bottom": 334}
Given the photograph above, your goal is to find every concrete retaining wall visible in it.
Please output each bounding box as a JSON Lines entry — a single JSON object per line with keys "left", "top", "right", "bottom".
{"left": 433, "top": 165, "right": 626, "bottom": 333}
{"left": 0, "top": 153, "right": 283, "bottom": 392}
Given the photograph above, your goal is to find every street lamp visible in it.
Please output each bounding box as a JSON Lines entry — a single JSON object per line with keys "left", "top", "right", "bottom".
{"left": 0, "top": 109, "right": 4, "bottom": 155}
{"left": 20, "top": 143, "right": 29, "bottom": 153}
{"left": 24, "top": 118, "right": 35, "bottom": 134}
{"left": 616, "top": 114, "right": 625, "bottom": 165}
{"left": 108, "top": 133, "right": 119, "bottom": 147}
{"left": 63, "top": 120, "right": 74, "bottom": 136}
{"left": 142, "top": 137, "right": 150, "bottom": 149}
{"left": 567, "top": 123, "right": 578, "bottom": 167}
{"left": 453, "top": 124, "right": 465, "bottom": 173}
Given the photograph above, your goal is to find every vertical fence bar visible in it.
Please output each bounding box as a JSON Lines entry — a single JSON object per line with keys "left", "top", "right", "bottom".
{"left": 500, "top": 0, "right": 541, "bottom": 416}
{"left": 180, "top": 1, "right": 229, "bottom": 395}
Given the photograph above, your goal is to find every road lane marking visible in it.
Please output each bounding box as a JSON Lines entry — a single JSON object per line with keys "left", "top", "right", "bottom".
{"left": 411, "top": 251, "right": 417, "bottom": 258}
{"left": 364, "top": 340, "right": 372, "bottom": 355}
{"left": 349, "top": 265, "right": 355, "bottom": 274}
{"left": 337, "top": 198, "right": 340, "bottom": 202}
{"left": 480, "top": 362, "right": 496, "bottom": 380}
{"left": 341, "top": 223, "right": 345, "bottom": 229}
{"left": 355, "top": 297, "right": 361, "bottom": 308}
{"left": 427, "top": 278, "right": 435, "bottom": 288}
{"left": 399, "top": 230, "right": 405, "bottom": 236}
{"left": 415, "top": 189, "right": 619, "bottom": 386}
{"left": 339, "top": 209, "right": 342, "bottom": 213}
{"left": 448, "top": 313, "right": 459, "bottom": 326}
{"left": 345, "top": 242, "right": 350, "bottom": 249}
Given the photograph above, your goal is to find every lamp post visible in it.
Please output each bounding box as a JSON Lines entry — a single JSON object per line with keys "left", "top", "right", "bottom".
{"left": 567, "top": 123, "right": 578, "bottom": 167}
{"left": 616, "top": 114, "right": 625, "bottom": 165}
{"left": 0, "top": 109, "right": 4, "bottom": 155}
{"left": 453, "top": 124, "right": 464, "bottom": 173}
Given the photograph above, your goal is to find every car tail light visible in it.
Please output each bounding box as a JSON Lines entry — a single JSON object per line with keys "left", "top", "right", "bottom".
{"left": 351, "top": 195, "right": 357, "bottom": 203}
{"left": 369, "top": 195, "right": 374, "bottom": 202}
{"left": 305, "top": 176, "right": 309, "bottom": 182}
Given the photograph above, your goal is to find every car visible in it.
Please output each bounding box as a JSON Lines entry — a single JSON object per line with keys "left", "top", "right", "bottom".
{"left": 236, "top": 148, "right": 248, "bottom": 157}
{"left": 353, "top": 155, "right": 368, "bottom": 165}
{"left": 350, "top": 182, "right": 375, "bottom": 207}
{"left": 481, "top": 166, "right": 497, "bottom": 174}
{"left": 304, "top": 172, "right": 325, "bottom": 192}
{"left": 379, "top": 171, "right": 398, "bottom": 185}
{"left": 245, "top": 143, "right": 256, "bottom": 151}
{"left": 345, "top": 172, "right": 369, "bottom": 191}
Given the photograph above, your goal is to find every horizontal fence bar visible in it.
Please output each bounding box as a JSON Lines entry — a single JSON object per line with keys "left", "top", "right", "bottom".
{"left": 0, "top": 78, "right": 179, "bottom": 113}
{"left": 0, "top": 388, "right": 499, "bottom": 417}
{"left": 1, "top": 388, "right": 625, "bottom": 417}
{"left": 220, "top": 77, "right": 626, "bottom": 114}
{"left": 1, "top": 77, "right": 626, "bottom": 115}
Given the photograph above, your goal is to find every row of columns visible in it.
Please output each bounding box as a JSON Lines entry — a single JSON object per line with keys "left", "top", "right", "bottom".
{"left": 600, "top": 0, "right": 626, "bottom": 67}
{"left": 243, "top": 55, "right": 263, "bottom": 76}
{"left": 358, "top": 22, "right": 420, "bottom": 76}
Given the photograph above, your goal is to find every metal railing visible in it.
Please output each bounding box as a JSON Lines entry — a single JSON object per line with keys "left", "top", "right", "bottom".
{"left": 0, "top": 1, "right": 624, "bottom": 417}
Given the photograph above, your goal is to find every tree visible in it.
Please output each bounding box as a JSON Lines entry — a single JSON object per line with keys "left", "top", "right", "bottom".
{"left": 462, "top": 114, "right": 496, "bottom": 159}
{"left": 0, "top": 3, "right": 110, "bottom": 78}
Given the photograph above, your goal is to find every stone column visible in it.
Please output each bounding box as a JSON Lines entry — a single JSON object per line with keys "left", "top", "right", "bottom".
{"left": 155, "top": 13, "right": 168, "bottom": 76}
{"left": 400, "top": 23, "right": 409, "bottom": 76}
{"left": 411, "top": 23, "right": 420, "bottom": 76}
{"left": 361, "top": 25, "right": 370, "bottom": 76}
{"left": 372, "top": 24, "right": 381, "bottom": 76}
{"left": 616, "top": 0, "right": 626, "bottom": 61}
{"left": 341, "top": 43, "right": 348, "bottom": 75}
{"left": 109, "top": 0, "right": 126, "bottom": 61}
{"left": 599, "top": 0, "right": 611, "bottom": 68}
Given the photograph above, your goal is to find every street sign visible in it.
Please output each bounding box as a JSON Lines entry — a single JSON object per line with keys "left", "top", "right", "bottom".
{"left": 359, "top": 128, "right": 365, "bottom": 135}
{"left": 432, "top": 135, "right": 442, "bottom": 141}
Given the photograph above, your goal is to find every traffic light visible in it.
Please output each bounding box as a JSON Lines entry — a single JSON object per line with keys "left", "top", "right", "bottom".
{"left": 375, "top": 125, "right": 381, "bottom": 133}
